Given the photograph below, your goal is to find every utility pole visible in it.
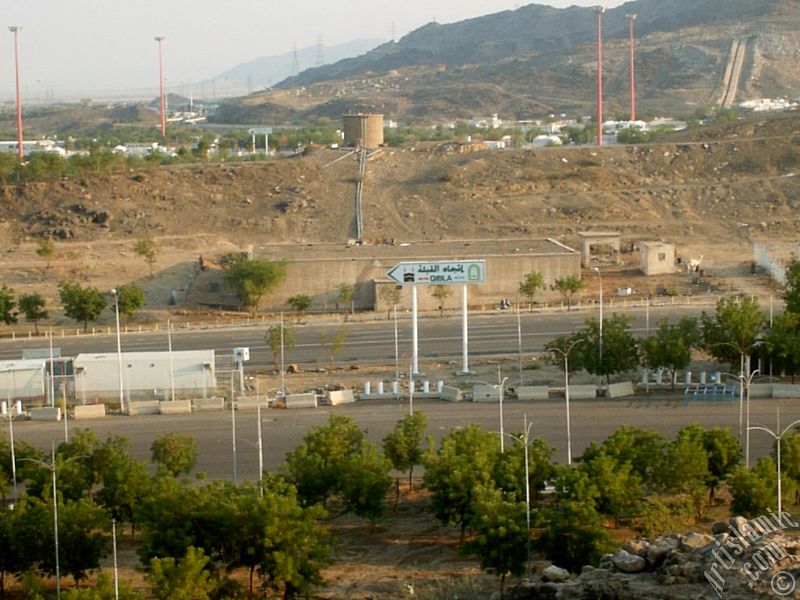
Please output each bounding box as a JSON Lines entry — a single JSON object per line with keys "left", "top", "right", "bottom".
{"left": 9, "top": 26, "right": 23, "bottom": 161}
{"left": 627, "top": 14, "right": 637, "bottom": 121}
{"left": 595, "top": 6, "right": 605, "bottom": 146}
{"left": 155, "top": 36, "right": 166, "bottom": 137}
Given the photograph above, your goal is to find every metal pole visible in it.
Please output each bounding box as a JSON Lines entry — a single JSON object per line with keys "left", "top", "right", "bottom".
{"left": 595, "top": 7, "right": 605, "bottom": 146}
{"left": 745, "top": 367, "right": 759, "bottom": 469}
{"left": 461, "top": 284, "right": 469, "bottom": 374}
{"left": 10, "top": 27, "right": 23, "bottom": 161}
{"left": 565, "top": 351, "right": 572, "bottom": 465}
{"left": 627, "top": 14, "right": 637, "bottom": 121}
{"left": 411, "top": 285, "right": 419, "bottom": 375}
{"left": 777, "top": 408, "right": 782, "bottom": 519}
{"left": 498, "top": 368, "right": 506, "bottom": 454}
{"left": 523, "top": 413, "right": 531, "bottom": 573}
{"left": 112, "top": 290, "right": 125, "bottom": 413}
{"left": 112, "top": 519, "right": 119, "bottom": 600}
{"left": 409, "top": 361, "right": 414, "bottom": 416}
{"left": 52, "top": 446, "right": 61, "bottom": 600}
{"left": 155, "top": 36, "right": 166, "bottom": 137}
{"left": 167, "top": 320, "right": 176, "bottom": 401}
{"left": 279, "top": 313, "right": 285, "bottom": 397}
{"left": 593, "top": 268, "right": 603, "bottom": 369}
{"left": 393, "top": 304, "right": 399, "bottom": 384}
{"left": 257, "top": 395, "right": 264, "bottom": 497}
{"left": 769, "top": 295, "right": 774, "bottom": 378}
{"left": 738, "top": 352, "right": 744, "bottom": 443}
{"left": 516, "top": 300, "right": 523, "bottom": 385}
{"left": 231, "top": 373, "right": 237, "bottom": 484}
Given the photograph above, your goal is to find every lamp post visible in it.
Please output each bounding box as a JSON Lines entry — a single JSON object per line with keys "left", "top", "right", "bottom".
{"left": 9, "top": 26, "right": 23, "bottom": 161}
{"left": 111, "top": 289, "right": 125, "bottom": 413}
{"left": 748, "top": 408, "right": 800, "bottom": 524}
{"left": 594, "top": 6, "right": 605, "bottom": 146}
{"left": 19, "top": 445, "right": 85, "bottom": 600}
{"left": 155, "top": 36, "right": 166, "bottom": 137}
{"left": 549, "top": 339, "right": 582, "bottom": 465}
{"left": 626, "top": 13, "right": 637, "bottom": 122}
{"left": 0, "top": 399, "right": 22, "bottom": 505}
{"left": 473, "top": 369, "right": 509, "bottom": 453}
{"left": 592, "top": 267, "right": 603, "bottom": 367}
{"left": 503, "top": 413, "right": 534, "bottom": 574}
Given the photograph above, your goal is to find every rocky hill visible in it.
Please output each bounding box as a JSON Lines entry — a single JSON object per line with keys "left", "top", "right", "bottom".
{"left": 218, "top": 0, "right": 800, "bottom": 124}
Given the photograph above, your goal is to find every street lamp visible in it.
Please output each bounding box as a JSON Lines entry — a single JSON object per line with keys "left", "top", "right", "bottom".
{"left": 626, "top": 13, "right": 637, "bottom": 122}
{"left": 503, "top": 413, "right": 534, "bottom": 574}
{"left": 110, "top": 289, "right": 125, "bottom": 413}
{"left": 592, "top": 267, "right": 603, "bottom": 367}
{"left": 0, "top": 399, "right": 22, "bottom": 505}
{"left": 748, "top": 408, "right": 800, "bottom": 524}
{"left": 19, "top": 445, "right": 85, "bottom": 600}
{"left": 155, "top": 36, "right": 166, "bottom": 137}
{"left": 472, "top": 369, "right": 510, "bottom": 453}
{"left": 9, "top": 26, "right": 23, "bottom": 161}
{"left": 548, "top": 339, "right": 582, "bottom": 465}
{"left": 594, "top": 6, "right": 605, "bottom": 146}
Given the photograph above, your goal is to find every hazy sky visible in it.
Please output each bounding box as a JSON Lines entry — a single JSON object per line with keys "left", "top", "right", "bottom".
{"left": 0, "top": 0, "right": 627, "bottom": 101}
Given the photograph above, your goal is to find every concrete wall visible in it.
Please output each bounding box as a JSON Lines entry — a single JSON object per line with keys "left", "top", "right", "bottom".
{"left": 639, "top": 242, "right": 676, "bottom": 276}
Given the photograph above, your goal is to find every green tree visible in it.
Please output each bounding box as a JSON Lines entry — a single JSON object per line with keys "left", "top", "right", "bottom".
{"left": 580, "top": 315, "right": 640, "bottom": 385}
{"left": 0, "top": 505, "right": 35, "bottom": 599}
{"left": 57, "top": 499, "right": 110, "bottom": 586}
{"left": 287, "top": 294, "right": 312, "bottom": 313}
{"left": 0, "top": 285, "right": 17, "bottom": 325}
{"left": 339, "top": 444, "right": 393, "bottom": 521}
{"left": 765, "top": 312, "right": 800, "bottom": 382}
{"left": 579, "top": 426, "right": 667, "bottom": 489}
{"left": 147, "top": 546, "right": 214, "bottom": 600}
{"left": 265, "top": 322, "right": 296, "bottom": 370}
{"left": 656, "top": 433, "right": 709, "bottom": 518}
{"left": 640, "top": 317, "right": 700, "bottom": 390}
{"left": 284, "top": 414, "right": 366, "bottom": 507}
{"left": 518, "top": 271, "right": 545, "bottom": 309}
{"left": 58, "top": 281, "right": 107, "bottom": 332}
{"left": 150, "top": 433, "right": 198, "bottom": 477}
{"left": 63, "top": 572, "right": 144, "bottom": 599}
{"left": 431, "top": 285, "right": 453, "bottom": 317}
{"left": 701, "top": 296, "right": 766, "bottom": 369}
{"left": 336, "top": 282, "right": 353, "bottom": 313}
{"left": 579, "top": 452, "right": 642, "bottom": 527}
{"left": 36, "top": 238, "right": 56, "bottom": 270}
{"left": 536, "top": 499, "right": 613, "bottom": 572}
{"left": 18, "top": 293, "right": 47, "bottom": 334}
{"left": 378, "top": 285, "right": 402, "bottom": 319}
{"left": 317, "top": 327, "right": 348, "bottom": 370}
{"left": 95, "top": 437, "right": 152, "bottom": 532}
{"left": 115, "top": 283, "right": 145, "bottom": 322}
{"left": 694, "top": 425, "right": 742, "bottom": 501}
{"left": 493, "top": 436, "right": 555, "bottom": 503}
{"left": 729, "top": 457, "right": 796, "bottom": 518}
{"left": 423, "top": 425, "right": 500, "bottom": 542}
{"left": 551, "top": 275, "right": 584, "bottom": 309}
{"left": 383, "top": 412, "right": 428, "bottom": 490}
{"left": 134, "top": 238, "right": 158, "bottom": 277}
{"left": 463, "top": 486, "right": 529, "bottom": 593}
{"left": 223, "top": 257, "right": 287, "bottom": 316}
{"left": 784, "top": 254, "right": 800, "bottom": 314}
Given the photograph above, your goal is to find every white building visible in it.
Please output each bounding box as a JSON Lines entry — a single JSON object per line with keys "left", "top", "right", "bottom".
{"left": 0, "top": 140, "right": 65, "bottom": 157}
{"left": 0, "top": 359, "right": 47, "bottom": 403}
{"left": 73, "top": 350, "right": 216, "bottom": 402}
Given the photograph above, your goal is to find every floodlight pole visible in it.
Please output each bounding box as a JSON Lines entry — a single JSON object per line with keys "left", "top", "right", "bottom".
{"left": 627, "top": 14, "right": 637, "bottom": 121}
{"left": 155, "top": 36, "right": 166, "bottom": 137}
{"left": 595, "top": 6, "right": 605, "bottom": 146}
{"left": 111, "top": 289, "right": 125, "bottom": 413}
{"left": 0, "top": 400, "right": 21, "bottom": 504}
{"left": 9, "top": 26, "right": 23, "bottom": 161}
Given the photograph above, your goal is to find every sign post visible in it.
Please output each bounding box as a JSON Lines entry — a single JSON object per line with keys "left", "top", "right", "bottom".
{"left": 387, "top": 260, "right": 485, "bottom": 376}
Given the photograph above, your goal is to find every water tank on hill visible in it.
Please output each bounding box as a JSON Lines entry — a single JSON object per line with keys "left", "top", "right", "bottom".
{"left": 342, "top": 114, "right": 384, "bottom": 148}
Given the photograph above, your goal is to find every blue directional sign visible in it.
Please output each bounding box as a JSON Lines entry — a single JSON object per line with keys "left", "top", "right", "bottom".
{"left": 386, "top": 260, "right": 486, "bottom": 285}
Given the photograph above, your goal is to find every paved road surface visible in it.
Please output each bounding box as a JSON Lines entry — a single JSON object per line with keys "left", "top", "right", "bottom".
{"left": 9, "top": 395, "right": 793, "bottom": 483}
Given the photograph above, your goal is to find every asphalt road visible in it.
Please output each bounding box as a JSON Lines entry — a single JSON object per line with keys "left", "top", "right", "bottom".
{"left": 9, "top": 394, "right": 792, "bottom": 483}
{"left": 0, "top": 303, "right": 709, "bottom": 371}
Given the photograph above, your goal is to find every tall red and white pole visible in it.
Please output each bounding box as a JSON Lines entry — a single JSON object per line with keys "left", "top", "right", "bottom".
{"left": 627, "top": 13, "right": 637, "bottom": 122}
{"left": 9, "top": 26, "right": 23, "bottom": 161}
{"left": 595, "top": 6, "right": 605, "bottom": 146}
{"left": 155, "top": 36, "right": 166, "bottom": 137}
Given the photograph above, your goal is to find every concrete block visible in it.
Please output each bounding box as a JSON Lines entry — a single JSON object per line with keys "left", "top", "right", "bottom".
{"left": 285, "top": 393, "right": 317, "bottom": 409}
{"left": 30, "top": 407, "right": 61, "bottom": 421}
{"left": 127, "top": 401, "right": 160, "bottom": 415}
{"left": 569, "top": 385, "right": 597, "bottom": 400}
{"left": 749, "top": 383, "right": 773, "bottom": 399}
{"left": 159, "top": 400, "right": 192, "bottom": 414}
{"left": 440, "top": 385, "right": 463, "bottom": 402}
{"left": 473, "top": 384, "right": 500, "bottom": 402}
{"left": 329, "top": 389, "right": 356, "bottom": 405}
{"left": 73, "top": 404, "right": 106, "bottom": 420}
{"left": 192, "top": 397, "right": 225, "bottom": 412}
{"left": 234, "top": 396, "right": 268, "bottom": 410}
{"left": 513, "top": 386, "right": 549, "bottom": 401}
{"left": 607, "top": 381, "right": 635, "bottom": 398}
{"left": 772, "top": 384, "right": 800, "bottom": 399}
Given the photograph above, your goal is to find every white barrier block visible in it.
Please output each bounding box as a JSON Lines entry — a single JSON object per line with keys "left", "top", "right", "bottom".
{"left": 159, "top": 400, "right": 192, "bottom": 415}
{"left": 285, "top": 393, "right": 317, "bottom": 408}
{"left": 192, "top": 397, "right": 225, "bottom": 412}
{"left": 472, "top": 384, "right": 500, "bottom": 402}
{"left": 513, "top": 386, "right": 550, "bottom": 401}
{"left": 329, "top": 389, "right": 356, "bottom": 405}
{"left": 607, "top": 381, "right": 635, "bottom": 398}
{"left": 127, "top": 401, "right": 160, "bottom": 415}
{"left": 73, "top": 404, "right": 106, "bottom": 420}
{"left": 439, "top": 385, "right": 463, "bottom": 402}
{"left": 30, "top": 407, "right": 61, "bottom": 421}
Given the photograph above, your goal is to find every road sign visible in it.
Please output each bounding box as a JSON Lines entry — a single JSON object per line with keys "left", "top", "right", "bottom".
{"left": 386, "top": 260, "right": 485, "bottom": 285}
{"left": 248, "top": 127, "right": 272, "bottom": 135}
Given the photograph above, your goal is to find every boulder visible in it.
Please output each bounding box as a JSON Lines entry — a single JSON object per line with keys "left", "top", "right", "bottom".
{"left": 679, "top": 532, "right": 713, "bottom": 552}
{"left": 711, "top": 521, "right": 729, "bottom": 535}
{"left": 623, "top": 539, "right": 649, "bottom": 557}
{"left": 645, "top": 536, "right": 679, "bottom": 564}
{"left": 542, "top": 565, "right": 571, "bottom": 582}
{"left": 611, "top": 549, "right": 647, "bottom": 573}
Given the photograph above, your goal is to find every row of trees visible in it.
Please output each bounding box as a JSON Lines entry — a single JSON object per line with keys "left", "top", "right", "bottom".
{"left": 518, "top": 271, "right": 584, "bottom": 309}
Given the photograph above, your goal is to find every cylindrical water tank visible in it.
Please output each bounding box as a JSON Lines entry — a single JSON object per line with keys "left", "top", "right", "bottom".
{"left": 364, "top": 381, "right": 371, "bottom": 395}
{"left": 377, "top": 381, "right": 384, "bottom": 395}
